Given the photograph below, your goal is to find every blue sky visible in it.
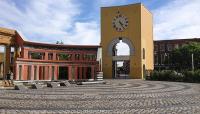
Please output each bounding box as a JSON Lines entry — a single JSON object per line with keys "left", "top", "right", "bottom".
{"left": 0, "top": 0, "right": 200, "bottom": 46}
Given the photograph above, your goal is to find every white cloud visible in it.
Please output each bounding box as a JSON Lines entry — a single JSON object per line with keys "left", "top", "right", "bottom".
{"left": 97, "top": 0, "right": 127, "bottom": 7}
{"left": 0, "top": 0, "right": 100, "bottom": 45}
{"left": 67, "top": 21, "right": 100, "bottom": 45}
{"left": 154, "top": 0, "right": 200, "bottom": 40}
{"left": 2, "top": 0, "right": 200, "bottom": 46}
{"left": 53, "top": 21, "right": 100, "bottom": 45}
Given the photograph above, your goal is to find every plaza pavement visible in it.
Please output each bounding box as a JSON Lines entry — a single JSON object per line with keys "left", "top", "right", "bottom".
{"left": 0, "top": 79, "right": 200, "bottom": 114}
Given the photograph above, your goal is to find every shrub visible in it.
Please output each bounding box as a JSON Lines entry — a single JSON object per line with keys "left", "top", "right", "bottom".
{"left": 150, "top": 70, "right": 200, "bottom": 82}
{"left": 150, "top": 71, "right": 159, "bottom": 80}
{"left": 195, "top": 70, "right": 200, "bottom": 82}
{"left": 183, "top": 70, "right": 200, "bottom": 83}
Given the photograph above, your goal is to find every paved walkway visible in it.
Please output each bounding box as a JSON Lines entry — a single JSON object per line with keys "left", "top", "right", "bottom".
{"left": 0, "top": 79, "right": 200, "bottom": 114}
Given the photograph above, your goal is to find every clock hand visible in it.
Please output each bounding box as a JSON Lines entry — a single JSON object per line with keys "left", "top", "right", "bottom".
{"left": 119, "top": 21, "right": 125, "bottom": 29}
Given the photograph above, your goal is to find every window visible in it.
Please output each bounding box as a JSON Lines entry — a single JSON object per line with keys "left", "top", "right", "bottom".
{"left": 58, "top": 53, "right": 72, "bottom": 60}
{"left": 174, "top": 44, "right": 179, "bottom": 49}
{"left": 160, "top": 54, "right": 165, "bottom": 64}
{"left": 154, "top": 54, "right": 158, "bottom": 65}
{"left": 92, "top": 55, "right": 96, "bottom": 60}
{"left": 48, "top": 53, "right": 53, "bottom": 60}
{"left": 167, "top": 44, "right": 173, "bottom": 51}
{"left": 160, "top": 53, "right": 168, "bottom": 65}
{"left": 143, "top": 48, "right": 145, "bottom": 59}
{"left": 154, "top": 45, "right": 158, "bottom": 52}
{"left": 84, "top": 54, "right": 96, "bottom": 61}
{"left": 75, "top": 54, "right": 80, "bottom": 60}
{"left": 160, "top": 44, "right": 165, "bottom": 51}
{"left": 30, "top": 52, "right": 43, "bottom": 59}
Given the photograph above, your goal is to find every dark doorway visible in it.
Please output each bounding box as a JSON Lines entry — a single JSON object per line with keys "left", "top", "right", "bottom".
{"left": 86, "top": 67, "right": 91, "bottom": 79}
{"left": 112, "top": 60, "right": 130, "bottom": 79}
{"left": 59, "top": 66, "right": 68, "bottom": 80}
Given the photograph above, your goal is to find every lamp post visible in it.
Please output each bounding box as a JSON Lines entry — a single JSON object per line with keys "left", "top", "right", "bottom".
{"left": 192, "top": 53, "right": 194, "bottom": 71}
{"left": 164, "top": 53, "right": 167, "bottom": 69}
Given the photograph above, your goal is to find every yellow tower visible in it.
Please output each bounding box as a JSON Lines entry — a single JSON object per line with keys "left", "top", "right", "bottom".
{"left": 101, "top": 3, "right": 154, "bottom": 79}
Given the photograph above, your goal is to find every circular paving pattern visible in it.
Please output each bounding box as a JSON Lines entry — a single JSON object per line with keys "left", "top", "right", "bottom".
{"left": 0, "top": 79, "right": 200, "bottom": 114}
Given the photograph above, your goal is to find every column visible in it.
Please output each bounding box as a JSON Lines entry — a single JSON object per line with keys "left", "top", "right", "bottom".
{"left": 41, "top": 66, "right": 44, "bottom": 80}
{"left": 80, "top": 52, "right": 83, "bottom": 61}
{"left": 72, "top": 53, "right": 75, "bottom": 61}
{"left": 4, "top": 45, "right": 11, "bottom": 78}
{"left": 49, "top": 65, "right": 52, "bottom": 80}
{"left": 15, "top": 64, "right": 19, "bottom": 80}
{"left": 20, "top": 65, "right": 24, "bottom": 80}
{"left": 39, "top": 66, "right": 42, "bottom": 80}
{"left": 45, "top": 52, "right": 48, "bottom": 60}
{"left": 42, "top": 53, "right": 45, "bottom": 60}
{"left": 74, "top": 66, "right": 78, "bottom": 80}
{"left": 36, "top": 65, "right": 39, "bottom": 80}
{"left": 23, "top": 49, "right": 29, "bottom": 59}
{"left": 79, "top": 66, "right": 82, "bottom": 80}
{"left": 31, "top": 65, "right": 34, "bottom": 80}
{"left": 45, "top": 66, "right": 49, "bottom": 80}
{"left": 91, "top": 66, "right": 95, "bottom": 79}
{"left": 54, "top": 66, "right": 58, "bottom": 80}
{"left": 53, "top": 53, "right": 56, "bottom": 60}
{"left": 28, "top": 52, "right": 31, "bottom": 59}
{"left": 68, "top": 66, "right": 72, "bottom": 80}
{"left": 83, "top": 67, "right": 87, "bottom": 79}
{"left": 23, "top": 65, "right": 27, "bottom": 80}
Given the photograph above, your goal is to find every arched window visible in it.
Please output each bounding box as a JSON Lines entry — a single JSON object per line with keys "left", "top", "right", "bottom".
{"left": 143, "top": 48, "right": 145, "bottom": 59}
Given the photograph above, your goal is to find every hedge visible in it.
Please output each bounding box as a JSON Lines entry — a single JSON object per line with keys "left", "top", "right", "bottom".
{"left": 148, "top": 70, "right": 200, "bottom": 83}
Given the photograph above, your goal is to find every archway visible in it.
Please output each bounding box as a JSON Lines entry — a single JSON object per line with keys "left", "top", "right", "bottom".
{"left": 110, "top": 38, "right": 133, "bottom": 79}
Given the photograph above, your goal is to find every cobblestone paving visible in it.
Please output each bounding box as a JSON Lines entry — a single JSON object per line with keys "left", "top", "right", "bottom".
{"left": 0, "top": 79, "right": 200, "bottom": 114}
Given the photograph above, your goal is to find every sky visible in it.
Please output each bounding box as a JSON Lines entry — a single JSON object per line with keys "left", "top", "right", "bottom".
{"left": 0, "top": 0, "right": 200, "bottom": 50}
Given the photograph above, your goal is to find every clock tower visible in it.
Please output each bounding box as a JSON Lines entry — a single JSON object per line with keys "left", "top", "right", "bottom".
{"left": 100, "top": 3, "right": 154, "bottom": 79}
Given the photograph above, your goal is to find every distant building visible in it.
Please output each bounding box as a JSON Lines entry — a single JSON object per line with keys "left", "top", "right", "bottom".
{"left": 154, "top": 38, "right": 200, "bottom": 70}
{"left": 0, "top": 27, "right": 101, "bottom": 80}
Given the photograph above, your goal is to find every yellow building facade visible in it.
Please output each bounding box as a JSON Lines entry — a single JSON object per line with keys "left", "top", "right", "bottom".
{"left": 101, "top": 3, "right": 154, "bottom": 79}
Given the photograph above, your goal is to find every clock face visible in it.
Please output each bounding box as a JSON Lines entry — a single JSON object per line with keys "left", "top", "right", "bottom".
{"left": 112, "top": 14, "right": 128, "bottom": 31}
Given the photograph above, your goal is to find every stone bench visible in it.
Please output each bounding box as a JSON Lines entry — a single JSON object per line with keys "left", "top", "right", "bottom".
{"left": 31, "top": 83, "right": 43, "bottom": 89}
{"left": 14, "top": 84, "right": 27, "bottom": 90}
{"left": 77, "top": 81, "right": 106, "bottom": 85}
{"left": 60, "top": 81, "right": 71, "bottom": 86}
{"left": 47, "top": 82, "right": 59, "bottom": 88}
